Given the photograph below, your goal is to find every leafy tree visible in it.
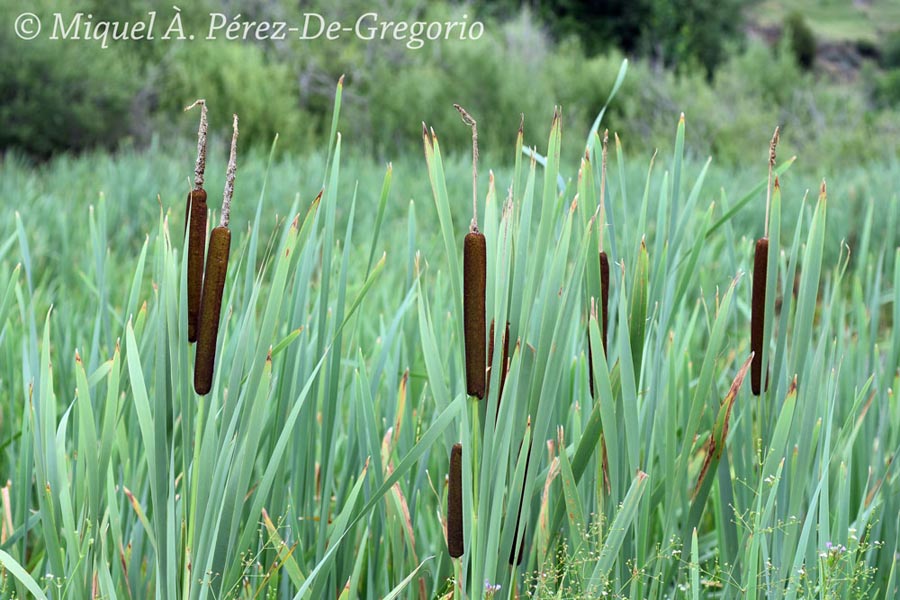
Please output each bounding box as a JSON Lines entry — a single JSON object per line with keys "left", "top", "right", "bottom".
{"left": 784, "top": 11, "right": 816, "bottom": 70}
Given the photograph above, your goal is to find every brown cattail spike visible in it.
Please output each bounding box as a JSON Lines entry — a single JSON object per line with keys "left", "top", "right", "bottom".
{"left": 464, "top": 232, "right": 487, "bottom": 399}
{"left": 599, "top": 251, "right": 610, "bottom": 353}
{"left": 750, "top": 237, "right": 769, "bottom": 395}
{"left": 194, "top": 227, "right": 231, "bottom": 395}
{"left": 193, "top": 114, "right": 238, "bottom": 395}
{"left": 184, "top": 100, "right": 209, "bottom": 343}
{"left": 447, "top": 443, "right": 464, "bottom": 558}
{"left": 185, "top": 189, "right": 208, "bottom": 342}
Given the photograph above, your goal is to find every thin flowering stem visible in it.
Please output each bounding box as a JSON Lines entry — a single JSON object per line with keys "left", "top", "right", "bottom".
{"left": 185, "top": 99, "right": 208, "bottom": 190}
{"left": 599, "top": 129, "right": 608, "bottom": 252}
{"left": 765, "top": 126, "right": 779, "bottom": 238}
{"left": 454, "top": 103, "right": 479, "bottom": 232}
{"left": 220, "top": 114, "right": 238, "bottom": 228}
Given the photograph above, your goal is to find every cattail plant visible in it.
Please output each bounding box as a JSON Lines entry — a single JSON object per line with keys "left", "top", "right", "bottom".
{"left": 589, "top": 131, "right": 611, "bottom": 397}
{"left": 598, "top": 130, "right": 611, "bottom": 353}
{"left": 184, "top": 99, "right": 209, "bottom": 343}
{"left": 751, "top": 127, "right": 779, "bottom": 395}
{"left": 456, "top": 104, "right": 487, "bottom": 399}
{"left": 447, "top": 442, "right": 464, "bottom": 558}
{"left": 194, "top": 114, "right": 238, "bottom": 396}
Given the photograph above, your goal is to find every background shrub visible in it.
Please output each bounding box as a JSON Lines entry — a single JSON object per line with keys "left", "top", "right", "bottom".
{"left": 784, "top": 11, "right": 817, "bottom": 70}
{"left": 0, "top": 19, "right": 138, "bottom": 157}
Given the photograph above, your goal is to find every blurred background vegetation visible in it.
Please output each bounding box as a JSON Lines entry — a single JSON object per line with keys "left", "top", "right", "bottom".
{"left": 3, "top": 0, "right": 900, "bottom": 172}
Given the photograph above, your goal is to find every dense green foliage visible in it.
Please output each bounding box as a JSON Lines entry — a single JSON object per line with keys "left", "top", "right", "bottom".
{"left": 1, "top": 76, "right": 900, "bottom": 598}
{"left": 480, "top": 0, "right": 745, "bottom": 72}
{"left": 2, "top": 0, "right": 900, "bottom": 171}
{"left": 0, "top": 3, "right": 138, "bottom": 157}
{"left": 784, "top": 11, "right": 817, "bottom": 70}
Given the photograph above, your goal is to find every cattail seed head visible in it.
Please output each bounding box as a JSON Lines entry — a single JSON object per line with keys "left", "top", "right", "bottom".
{"left": 750, "top": 238, "right": 769, "bottom": 395}
{"left": 447, "top": 443, "right": 464, "bottom": 558}
{"left": 184, "top": 99, "right": 209, "bottom": 344}
{"left": 589, "top": 251, "right": 611, "bottom": 397}
{"left": 194, "top": 114, "right": 238, "bottom": 395}
{"left": 464, "top": 232, "right": 487, "bottom": 399}
{"left": 599, "top": 251, "right": 610, "bottom": 353}
{"left": 185, "top": 189, "right": 208, "bottom": 343}
{"left": 193, "top": 226, "right": 231, "bottom": 395}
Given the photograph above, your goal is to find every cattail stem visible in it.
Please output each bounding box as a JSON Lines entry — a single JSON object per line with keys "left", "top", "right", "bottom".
{"left": 184, "top": 99, "right": 208, "bottom": 190}
{"left": 765, "top": 127, "right": 779, "bottom": 238}
{"left": 194, "top": 115, "right": 238, "bottom": 395}
{"left": 599, "top": 129, "right": 608, "bottom": 252}
{"left": 447, "top": 443, "right": 464, "bottom": 558}
{"left": 454, "top": 104, "right": 479, "bottom": 231}
{"left": 220, "top": 114, "right": 238, "bottom": 228}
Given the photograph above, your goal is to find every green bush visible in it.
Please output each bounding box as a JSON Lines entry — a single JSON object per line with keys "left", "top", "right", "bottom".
{"left": 0, "top": 22, "right": 138, "bottom": 157}
{"left": 156, "top": 42, "right": 315, "bottom": 153}
{"left": 879, "top": 30, "right": 900, "bottom": 68}
{"left": 872, "top": 68, "right": 900, "bottom": 107}
{"left": 784, "top": 11, "right": 816, "bottom": 70}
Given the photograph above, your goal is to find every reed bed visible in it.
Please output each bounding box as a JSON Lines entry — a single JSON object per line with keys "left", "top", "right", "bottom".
{"left": 0, "top": 65, "right": 898, "bottom": 599}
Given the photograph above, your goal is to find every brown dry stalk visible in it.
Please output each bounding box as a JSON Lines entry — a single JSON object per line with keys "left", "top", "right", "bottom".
{"left": 599, "top": 129, "right": 608, "bottom": 251}
{"left": 194, "top": 114, "right": 238, "bottom": 395}
{"left": 220, "top": 114, "right": 239, "bottom": 228}
{"left": 447, "top": 443, "right": 464, "bottom": 558}
{"left": 693, "top": 354, "right": 754, "bottom": 499}
{"left": 184, "top": 99, "right": 208, "bottom": 190}
{"left": 765, "top": 126, "right": 779, "bottom": 238}
{"left": 464, "top": 231, "right": 487, "bottom": 398}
